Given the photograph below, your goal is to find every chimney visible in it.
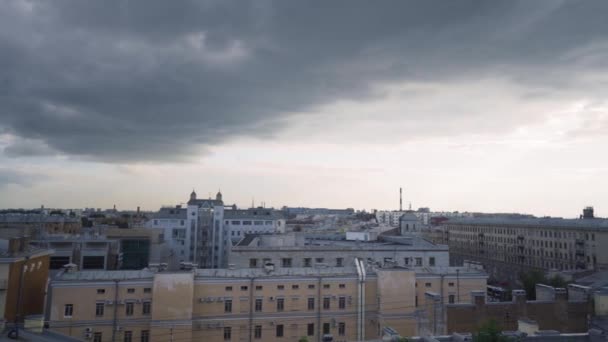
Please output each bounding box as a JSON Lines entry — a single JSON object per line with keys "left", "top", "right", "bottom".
{"left": 512, "top": 289, "right": 527, "bottom": 305}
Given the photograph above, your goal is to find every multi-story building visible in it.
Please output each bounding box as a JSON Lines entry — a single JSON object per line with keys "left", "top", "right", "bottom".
{"left": 31, "top": 235, "right": 119, "bottom": 273}
{"left": 0, "top": 237, "right": 53, "bottom": 329}
{"left": 187, "top": 190, "right": 226, "bottom": 268}
{"left": 47, "top": 262, "right": 486, "bottom": 341}
{"left": 224, "top": 208, "right": 286, "bottom": 244}
{"left": 229, "top": 233, "right": 450, "bottom": 270}
{"left": 0, "top": 211, "right": 81, "bottom": 238}
{"left": 282, "top": 207, "right": 355, "bottom": 216}
{"left": 146, "top": 205, "right": 188, "bottom": 267}
{"left": 429, "top": 208, "right": 608, "bottom": 284}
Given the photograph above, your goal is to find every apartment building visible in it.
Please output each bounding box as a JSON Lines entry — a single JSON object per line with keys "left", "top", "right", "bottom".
{"left": 0, "top": 211, "right": 81, "bottom": 238}
{"left": 47, "top": 263, "right": 486, "bottom": 342}
{"left": 229, "top": 233, "right": 449, "bottom": 270}
{"left": 430, "top": 209, "right": 608, "bottom": 283}
{"left": 224, "top": 208, "right": 286, "bottom": 244}
{"left": 145, "top": 205, "right": 188, "bottom": 267}
{"left": 187, "top": 190, "right": 226, "bottom": 268}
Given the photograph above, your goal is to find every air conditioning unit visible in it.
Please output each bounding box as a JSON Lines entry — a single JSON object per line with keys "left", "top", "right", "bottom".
{"left": 85, "top": 328, "right": 93, "bottom": 333}
{"left": 216, "top": 297, "right": 224, "bottom": 302}
{"left": 208, "top": 297, "right": 215, "bottom": 302}
{"left": 331, "top": 295, "right": 337, "bottom": 300}
{"left": 84, "top": 333, "right": 92, "bottom": 340}
{"left": 115, "top": 326, "right": 122, "bottom": 332}
{"left": 199, "top": 298, "right": 204, "bottom": 303}
{"left": 105, "top": 300, "right": 114, "bottom": 305}
{"left": 269, "top": 296, "right": 275, "bottom": 301}
{"left": 269, "top": 321, "right": 275, "bottom": 326}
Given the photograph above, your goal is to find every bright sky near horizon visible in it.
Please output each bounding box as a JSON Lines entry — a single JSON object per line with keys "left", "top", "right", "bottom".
{"left": 1, "top": 1, "right": 607, "bottom": 218}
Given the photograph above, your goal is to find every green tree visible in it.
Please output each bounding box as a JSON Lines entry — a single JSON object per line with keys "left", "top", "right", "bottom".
{"left": 298, "top": 337, "right": 309, "bottom": 342}
{"left": 473, "top": 320, "right": 510, "bottom": 342}
{"left": 519, "top": 270, "right": 568, "bottom": 300}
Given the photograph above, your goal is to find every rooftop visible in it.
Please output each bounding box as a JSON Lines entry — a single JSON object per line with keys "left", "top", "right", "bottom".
{"left": 444, "top": 217, "right": 608, "bottom": 230}
{"left": 224, "top": 208, "right": 285, "bottom": 220}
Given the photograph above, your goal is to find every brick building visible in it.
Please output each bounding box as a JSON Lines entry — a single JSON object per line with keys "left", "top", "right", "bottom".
{"left": 445, "top": 284, "right": 592, "bottom": 334}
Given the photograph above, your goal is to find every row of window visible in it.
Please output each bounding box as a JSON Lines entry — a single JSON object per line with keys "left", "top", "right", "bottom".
{"left": 223, "top": 322, "right": 346, "bottom": 340}
{"left": 93, "top": 330, "right": 149, "bottom": 342}
{"left": 65, "top": 302, "right": 151, "bottom": 318}
{"left": 254, "top": 256, "right": 436, "bottom": 268}
{"left": 96, "top": 288, "right": 152, "bottom": 294}
{"left": 222, "top": 296, "right": 349, "bottom": 313}
{"left": 226, "top": 220, "right": 275, "bottom": 226}
{"left": 449, "top": 226, "right": 596, "bottom": 241}
{"left": 225, "top": 283, "right": 346, "bottom": 292}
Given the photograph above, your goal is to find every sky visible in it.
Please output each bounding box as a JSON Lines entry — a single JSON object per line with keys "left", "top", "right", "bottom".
{"left": 1, "top": 0, "right": 608, "bottom": 218}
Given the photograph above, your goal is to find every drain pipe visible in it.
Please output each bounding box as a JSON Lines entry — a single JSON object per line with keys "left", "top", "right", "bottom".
{"left": 355, "top": 258, "right": 363, "bottom": 341}
{"left": 360, "top": 259, "right": 366, "bottom": 340}
{"left": 111, "top": 280, "right": 119, "bottom": 342}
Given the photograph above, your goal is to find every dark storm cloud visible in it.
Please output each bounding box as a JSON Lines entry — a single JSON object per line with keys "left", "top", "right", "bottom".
{"left": 1, "top": 0, "right": 607, "bottom": 162}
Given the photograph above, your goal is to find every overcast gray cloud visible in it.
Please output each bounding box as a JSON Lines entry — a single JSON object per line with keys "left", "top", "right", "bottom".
{"left": 0, "top": 167, "right": 43, "bottom": 188}
{"left": 1, "top": 0, "right": 608, "bottom": 162}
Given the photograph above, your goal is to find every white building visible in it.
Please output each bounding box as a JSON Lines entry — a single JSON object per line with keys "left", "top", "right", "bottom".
{"left": 145, "top": 205, "right": 188, "bottom": 267}
{"left": 224, "top": 208, "right": 286, "bottom": 244}
{"left": 187, "top": 190, "right": 227, "bottom": 268}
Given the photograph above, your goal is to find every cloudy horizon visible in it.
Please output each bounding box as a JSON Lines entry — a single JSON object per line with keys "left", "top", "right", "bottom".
{"left": 1, "top": 0, "right": 608, "bottom": 218}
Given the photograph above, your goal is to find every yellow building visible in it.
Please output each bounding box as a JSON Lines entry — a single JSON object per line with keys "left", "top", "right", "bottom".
{"left": 48, "top": 262, "right": 486, "bottom": 342}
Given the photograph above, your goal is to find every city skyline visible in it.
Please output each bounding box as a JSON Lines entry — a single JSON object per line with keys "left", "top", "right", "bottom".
{"left": 1, "top": 1, "right": 608, "bottom": 217}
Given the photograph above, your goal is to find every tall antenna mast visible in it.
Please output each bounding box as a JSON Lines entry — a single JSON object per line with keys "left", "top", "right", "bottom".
{"left": 400, "top": 187, "right": 403, "bottom": 211}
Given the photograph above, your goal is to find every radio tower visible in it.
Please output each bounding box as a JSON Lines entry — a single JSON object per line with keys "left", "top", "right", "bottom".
{"left": 399, "top": 187, "right": 403, "bottom": 211}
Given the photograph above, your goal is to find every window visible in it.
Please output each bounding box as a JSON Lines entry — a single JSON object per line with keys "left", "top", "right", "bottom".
{"left": 241, "top": 286, "right": 248, "bottom": 291}
{"left": 225, "top": 286, "right": 233, "bottom": 291}
{"left": 339, "top": 296, "right": 346, "bottom": 309}
{"left": 223, "top": 327, "right": 231, "bottom": 341}
{"left": 277, "top": 298, "right": 284, "bottom": 311}
{"left": 140, "top": 330, "right": 150, "bottom": 342}
{"left": 95, "top": 302, "right": 104, "bottom": 317}
{"left": 323, "top": 284, "right": 330, "bottom": 289}
{"left": 249, "top": 259, "right": 258, "bottom": 268}
{"left": 97, "top": 289, "right": 105, "bottom": 294}
{"left": 281, "top": 258, "right": 292, "bottom": 267}
{"left": 323, "top": 323, "right": 330, "bottom": 334}
{"left": 243, "top": 221, "right": 252, "bottom": 225}
{"left": 93, "top": 332, "right": 102, "bottom": 342}
{"left": 415, "top": 257, "right": 423, "bottom": 266}
{"left": 64, "top": 304, "right": 73, "bottom": 317}
{"left": 339, "top": 284, "right": 346, "bottom": 289}
{"left": 307, "top": 323, "right": 315, "bottom": 336}
{"left": 292, "top": 284, "right": 299, "bottom": 290}
{"left": 256, "top": 286, "right": 263, "bottom": 291}
{"left": 308, "top": 298, "right": 315, "bottom": 310}
{"left": 232, "top": 220, "right": 241, "bottom": 225}
{"left": 449, "top": 294, "right": 455, "bottom": 304}
{"left": 82, "top": 256, "right": 105, "bottom": 269}
{"left": 143, "top": 288, "right": 152, "bottom": 294}
{"left": 323, "top": 297, "right": 330, "bottom": 309}
{"left": 404, "top": 258, "right": 410, "bottom": 266}
{"left": 336, "top": 257, "right": 344, "bottom": 267}
{"left": 254, "top": 325, "right": 262, "bottom": 339}
{"left": 338, "top": 322, "right": 345, "bottom": 336}
{"left": 277, "top": 285, "right": 285, "bottom": 290}
{"left": 316, "top": 258, "right": 324, "bottom": 263}
{"left": 142, "top": 302, "right": 151, "bottom": 315}
{"left": 126, "top": 303, "right": 134, "bottom": 316}
{"left": 303, "top": 258, "right": 312, "bottom": 267}
{"left": 127, "top": 288, "right": 135, "bottom": 294}
{"left": 448, "top": 282, "right": 455, "bottom": 287}
{"left": 429, "top": 257, "right": 436, "bottom": 266}
{"left": 124, "top": 331, "right": 132, "bottom": 342}
{"left": 224, "top": 299, "right": 232, "bottom": 313}
{"left": 415, "top": 296, "right": 418, "bottom": 307}
{"left": 50, "top": 256, "right": 71, "bottom": 270}
{"left": 276, "top": 324, "right": 284, "bottom": 337}
{"left": 255, "top": 298, "right": 263, "bottom": 312}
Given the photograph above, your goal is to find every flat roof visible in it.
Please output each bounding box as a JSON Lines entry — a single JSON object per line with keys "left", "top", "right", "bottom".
{"left": 444, "top": 217, "right": 608, "bottom": 230}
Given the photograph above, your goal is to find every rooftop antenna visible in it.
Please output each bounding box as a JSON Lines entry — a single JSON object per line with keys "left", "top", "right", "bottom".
{"left": 400, "top": 187, "right": 403, "bottom": 211}
{"left": 409, "top": 202, "right": 412, "bottom": 211}
{"left": 252, "top": 197, "right": 255, "bottom": 209}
